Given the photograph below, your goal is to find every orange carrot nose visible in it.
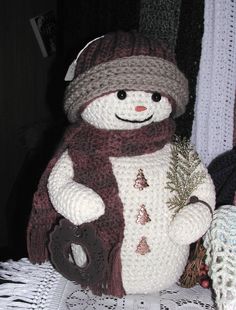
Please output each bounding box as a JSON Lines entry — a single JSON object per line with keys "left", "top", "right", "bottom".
{"left": 135, "top": 106, "right": 147, "bottom": 112}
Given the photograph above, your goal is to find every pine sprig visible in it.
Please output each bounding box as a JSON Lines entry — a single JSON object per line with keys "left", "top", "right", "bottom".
{"left": 166, "top": 136, "right": 206, "bottom": 215}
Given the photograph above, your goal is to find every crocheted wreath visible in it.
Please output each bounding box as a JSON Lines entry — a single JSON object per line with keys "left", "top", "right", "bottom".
{"left": 27, "top": 31, "right": 215, "bottom": 297}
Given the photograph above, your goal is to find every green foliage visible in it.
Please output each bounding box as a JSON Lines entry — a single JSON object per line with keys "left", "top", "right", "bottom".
{"left": 166, "top": 136, "right": 206, "bottom": 215}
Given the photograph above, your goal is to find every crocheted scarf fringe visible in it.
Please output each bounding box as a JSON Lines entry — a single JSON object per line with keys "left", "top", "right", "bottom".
{"left": 0, "top": 258, "right": 57, "bottom": 309}
{"left": 0, "top": 258, "right": 216, "bottom": 309}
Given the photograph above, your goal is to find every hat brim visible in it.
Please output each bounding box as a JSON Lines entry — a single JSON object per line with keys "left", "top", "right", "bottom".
{"left": 64, "top": 55, "right": 189, "bottom": 123}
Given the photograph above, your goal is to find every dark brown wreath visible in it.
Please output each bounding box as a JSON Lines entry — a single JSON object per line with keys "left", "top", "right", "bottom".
{"left": 48, "top": 218, "right": 106, "bottom": 286}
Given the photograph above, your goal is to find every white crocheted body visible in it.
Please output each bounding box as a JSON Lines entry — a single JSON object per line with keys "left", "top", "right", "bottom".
{"left": 110, "top": 143, "right": 214, "bottom": 294}
{"left": 191, "top": 0, "right": 236, "bottom": 166}
{"left": 204, "top": 205, "right": 236, "bottom": 310}
{"left": 110, "top": 144, "right": 188, "bottom": 294}
{"left": 48, "top": 144, "right": 215, "bottom": 294}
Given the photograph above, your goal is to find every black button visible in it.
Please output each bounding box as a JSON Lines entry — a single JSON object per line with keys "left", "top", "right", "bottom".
{"left": 152, "top": 92, "right": 162, "bottom": 102}
{"left": 117, "top": 90, "right": 127, "bottom": 100}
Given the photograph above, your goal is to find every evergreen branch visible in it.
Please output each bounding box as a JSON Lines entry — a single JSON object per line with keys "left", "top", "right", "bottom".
{"left": 166, "top": 137, "right": 206, "bottom": 215}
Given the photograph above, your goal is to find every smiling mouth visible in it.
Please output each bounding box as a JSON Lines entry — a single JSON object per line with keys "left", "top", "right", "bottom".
{"left": 115, "top": 114, "right": 153, "bottom": 123}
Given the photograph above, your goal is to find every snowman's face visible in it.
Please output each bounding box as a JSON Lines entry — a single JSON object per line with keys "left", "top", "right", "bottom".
{"left": 81, "top": 90, "right": 172, "bottom": 130}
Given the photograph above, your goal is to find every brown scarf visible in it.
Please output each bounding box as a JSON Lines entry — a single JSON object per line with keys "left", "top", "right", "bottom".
{"left": 27, "top": 117, "right": 175, "bottom": 297}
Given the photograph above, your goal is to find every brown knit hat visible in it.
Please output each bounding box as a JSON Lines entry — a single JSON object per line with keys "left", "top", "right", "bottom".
{"left": 64, "top": 30, "right": 189, "bottom": 123}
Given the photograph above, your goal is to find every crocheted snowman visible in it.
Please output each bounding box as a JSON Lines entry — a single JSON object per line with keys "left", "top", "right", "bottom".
{"left": 27, "top": 31, "right": 215, "bottom": 297}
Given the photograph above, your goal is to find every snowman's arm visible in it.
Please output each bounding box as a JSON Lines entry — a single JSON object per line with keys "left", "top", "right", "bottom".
{"left": 169, "top": 164, "right": 215, "bottom": 245}
{"left": 47, "top": 150, "right": 105, "bottom": 225}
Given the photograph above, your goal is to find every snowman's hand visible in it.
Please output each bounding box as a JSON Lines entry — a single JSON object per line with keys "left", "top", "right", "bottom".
{"left": 168, "top": 197, "right": 213, "bottom": 245}
{"left": 48, "top": 150, "right": 105, "bottom": 225}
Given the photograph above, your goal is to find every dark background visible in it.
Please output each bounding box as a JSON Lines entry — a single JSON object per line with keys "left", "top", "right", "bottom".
{"left": 0, "top": 0, "right": 203, "bottom": 261}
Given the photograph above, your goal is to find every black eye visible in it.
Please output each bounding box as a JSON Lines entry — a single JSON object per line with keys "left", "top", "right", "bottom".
{"left": 117, "top": 90, "right": 127, "bottom": 100}
{"left": 152, "top": 92, "right": 162, "bottom": 102}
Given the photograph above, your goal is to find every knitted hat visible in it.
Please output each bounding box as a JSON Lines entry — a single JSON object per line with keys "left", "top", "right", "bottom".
{"left": 64, "top": 31, "right": 189, "bottom": 123}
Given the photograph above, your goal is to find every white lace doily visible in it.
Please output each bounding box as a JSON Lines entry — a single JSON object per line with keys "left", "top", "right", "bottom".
{"left": 0, "top": 259, "right": 216, "bottom": 309}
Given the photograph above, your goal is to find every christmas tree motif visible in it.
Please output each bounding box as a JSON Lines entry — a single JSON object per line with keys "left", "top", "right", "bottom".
{"left": 136, "top": 205, "right": 151, "bottom": 225}
{"left": 133, "top": 169, "right": 149, "bottom": 190}
{"left": 136, "top": 236, "right": 151, "bottom": 255}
